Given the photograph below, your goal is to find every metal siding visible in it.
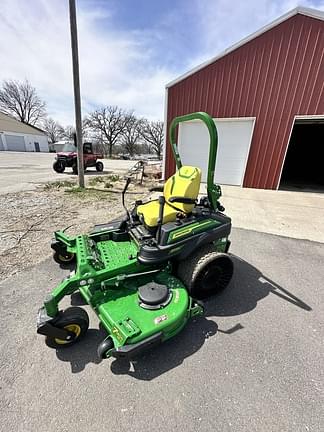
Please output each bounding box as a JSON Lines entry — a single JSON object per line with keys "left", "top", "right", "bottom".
{"left": 5, "top": 135, "right": 26, "bottom": 151}
{"left": 165, "top": 14, "right": 324, "bottom": 189}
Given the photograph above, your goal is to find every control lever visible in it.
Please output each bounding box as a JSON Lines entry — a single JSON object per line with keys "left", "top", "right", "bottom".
{"left": 156, "top": 196, "right": 165, "bottom": 244}
{"left": 122, "top": 177, "right": 133, "bottom": 223}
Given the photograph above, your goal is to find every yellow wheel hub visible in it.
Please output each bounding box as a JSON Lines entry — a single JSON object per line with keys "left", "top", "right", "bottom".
{"left": 54, "top": 324, "right": 81, "bottom": 345}
{"left": 58, "top": 253, "right": 74, "bottom": 262}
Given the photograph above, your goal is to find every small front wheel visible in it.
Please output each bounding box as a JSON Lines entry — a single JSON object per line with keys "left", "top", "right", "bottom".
{"left": 97, "top": 337, "right": 114, "bottom": 359}
{"left": 46, "top": 307, "right": 89, "bottom": 348}
{"left": 53, "top": 250, "right": 75, "bottom": 265}
{"left": 96, "top": 161, "right": 104, "bottom": 172}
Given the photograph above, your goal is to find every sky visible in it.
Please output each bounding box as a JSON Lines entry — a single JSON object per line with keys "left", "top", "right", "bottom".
{"left": 0, "top": 0, "right": 323, "bottom": 125}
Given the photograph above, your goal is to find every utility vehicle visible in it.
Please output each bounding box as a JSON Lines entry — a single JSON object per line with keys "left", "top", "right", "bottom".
{"left": 53, "top": 142, "right": 104, "bottom": 174}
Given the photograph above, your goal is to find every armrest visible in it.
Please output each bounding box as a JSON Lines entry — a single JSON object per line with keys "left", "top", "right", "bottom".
{"left": 169, "top": 196, "right": 196, "bottom": 204}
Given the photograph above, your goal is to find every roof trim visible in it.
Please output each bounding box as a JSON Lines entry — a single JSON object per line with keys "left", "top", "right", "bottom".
{"left": 166, "top": 6, "right": 324, "bottom": 88}
{"left": 23, "top": 122, "right": 47, "bottom": 135}
{"left": 0, "top": 110, "right": 46, "bottom": 135}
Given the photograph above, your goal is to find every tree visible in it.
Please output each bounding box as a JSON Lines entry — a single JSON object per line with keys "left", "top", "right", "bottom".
{"left": 84, "top": 106, "right": 128, "bottom": 157}
{"left": 0, "top": 79, "right": 46, "bottom": 125}
{"left": 120, "top": 114, "right": 143, "bottom": 156}
{"left": 140, "top": 120, "right": 164, "bottom": 159}
{"left": 62, "top": 125, "right": 76, "bottom": 141}
{"left": 42, "top": 118, "right": 64, "bottom": 143}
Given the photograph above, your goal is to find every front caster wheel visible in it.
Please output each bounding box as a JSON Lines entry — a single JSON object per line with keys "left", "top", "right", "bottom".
{"left": 46, "top": 307, "right": 89, "bottom": 348}
{"left": 53, "top": 250, "right": 75, "bottom": 265}
{"left": 97, "top": 337, "right": 114, "bottom": 359}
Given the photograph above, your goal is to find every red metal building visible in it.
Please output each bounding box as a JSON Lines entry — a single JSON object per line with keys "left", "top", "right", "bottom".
{"left": 164, "top": 7, "right": 324, "bottom": 189}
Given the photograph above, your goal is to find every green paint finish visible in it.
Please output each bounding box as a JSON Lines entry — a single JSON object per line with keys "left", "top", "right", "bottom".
{"left": 95, "top": 272, "right": 191, "bottom": 348}
{"left": 96, "top": 239, "right": 138, "bottom": 270}
{"left": 167, "top": 219, "right": 221, "bottom": 243}
{"left": 45, "top": 235, "right": 148, "bottom": 317}
{"left": 170, "top": 175, "right": 175, "bottom": 194}
{"left": 213, "top": 237, "right": 228, "bottom": 252}
{"left": 169, "top": 112, "right": 221, "bottom": 211}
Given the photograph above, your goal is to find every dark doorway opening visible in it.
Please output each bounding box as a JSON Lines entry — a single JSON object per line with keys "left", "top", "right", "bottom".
{"left": 34, "top": 142, "right": 40, "bottom": 152}
{"left": 279, "top": 121, "right": 324, "bottom": 192}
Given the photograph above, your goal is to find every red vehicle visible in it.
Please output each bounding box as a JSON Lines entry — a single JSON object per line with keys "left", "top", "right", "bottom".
{"left": 53, "top": 142, "right": 104, "bottom": 174}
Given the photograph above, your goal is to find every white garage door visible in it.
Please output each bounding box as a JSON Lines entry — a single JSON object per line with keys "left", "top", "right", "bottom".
{"left": 178, "top": 118, "right": 255, "bottom": 186}
{"left": 5, "top": 134, "right": 26, "bottom": 152}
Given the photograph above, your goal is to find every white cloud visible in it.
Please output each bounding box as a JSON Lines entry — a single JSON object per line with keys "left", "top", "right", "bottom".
{"left": 0, "top": 0, "right": 173, "bottom": 124}
{"left": 188, "top": 0, "right": 324, "bottom": 68}
{"left": 0, "top": 0, "right": 322, "bottom": 125}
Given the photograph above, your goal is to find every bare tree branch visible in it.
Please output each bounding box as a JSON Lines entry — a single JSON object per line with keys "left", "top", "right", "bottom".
{"left": 120, "top": 114, "right": 143, "bottom": 156}
{"left": 140, "top": 120, "right": 164, "bottom": 159}
{"left": 84, "top": 106, "right": 129, "bottom": 157}
{"left": 0, "top": 79, "right": 46, "bottom": 125}
{"left": 42, "top": 118, "right": 65, "bottom": 143}
{"left": 61, "top": 125, "right": 76, "bottom": 141}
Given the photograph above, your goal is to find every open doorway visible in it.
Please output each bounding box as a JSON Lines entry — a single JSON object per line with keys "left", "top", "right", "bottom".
{"left": 279, "top": 119, "right": 324, "bottom": 192}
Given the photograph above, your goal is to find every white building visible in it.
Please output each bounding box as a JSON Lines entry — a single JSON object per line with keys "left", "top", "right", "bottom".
{"left": 0, "top": 111, "right": 48, "bottom": 152}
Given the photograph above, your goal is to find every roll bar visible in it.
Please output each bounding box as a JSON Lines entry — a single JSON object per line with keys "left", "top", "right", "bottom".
{"left": 169, "top": 112, "right": 221, "bottom": 211}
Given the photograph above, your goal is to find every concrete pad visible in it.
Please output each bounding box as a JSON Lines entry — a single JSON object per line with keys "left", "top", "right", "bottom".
{"left": 200, "top": 184, "right": 324, "bottom": 243}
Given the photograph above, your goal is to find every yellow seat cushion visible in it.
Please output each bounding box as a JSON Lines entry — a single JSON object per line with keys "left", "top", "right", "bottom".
{"left": 137, "top": 200, "right": 179, "bottom": 228}
{"left": 137, "top": 166, "right": 201, "bottom": 228}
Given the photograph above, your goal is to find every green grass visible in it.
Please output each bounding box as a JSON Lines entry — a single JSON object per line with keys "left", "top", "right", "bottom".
{"left": 88, "top": 176, "right": 106, "bottom": 186}
{"left": 44, "top": 180, "right": 75, "bottom": 190}
{"left": 88, "top": 174, "right": 121, "bottom": 188}
{"left": 43, "top": 176, "right": 123, "bottom": 200}
{"left": 108, "top": 174, "right": 120, "bottom": 182}
{"left": 65, "top": 186, "right": 116, "bottom": 201}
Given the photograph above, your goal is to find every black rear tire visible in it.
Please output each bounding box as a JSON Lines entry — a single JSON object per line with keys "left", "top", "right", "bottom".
{"left": 96, "top": 161, "right": 104, "bottom": 172}
{"left": 97, "top": 337, "right": 114, "bottom": 359}
{"left": 177, "top": 244, "right": 233, "bottom": 299}
{"left": 72, "top": 163, "right": 78, "bottom": 174}
{"left": 53, "top": 160, "right": 65, "bottom": 173}
{"left": 46, "top": 307, "right": 89, "bottom": 348}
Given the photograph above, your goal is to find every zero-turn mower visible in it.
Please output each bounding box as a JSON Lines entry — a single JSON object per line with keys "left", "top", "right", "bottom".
{"left": 37, "top": 112, "right": 233, "bottom": 360}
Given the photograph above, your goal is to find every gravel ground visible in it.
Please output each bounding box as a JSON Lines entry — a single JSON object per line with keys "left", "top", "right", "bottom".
{"left": 0, "top": 178, "right": 152, "bottom": 281}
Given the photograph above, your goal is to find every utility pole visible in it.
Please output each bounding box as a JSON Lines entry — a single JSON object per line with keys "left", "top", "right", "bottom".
{"left": 69, "top": 0, "right": 84, "bottom": 187}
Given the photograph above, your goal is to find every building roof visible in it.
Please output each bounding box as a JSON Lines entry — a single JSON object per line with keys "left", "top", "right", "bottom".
{"left": 166, "top": 6, "right": 324, "bottom": 88}
{"left": 0, "top": 111, "right": 46, "bottom": 136}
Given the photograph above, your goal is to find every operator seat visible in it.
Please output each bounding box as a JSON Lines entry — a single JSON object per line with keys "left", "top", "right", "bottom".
{"left": 137, "top": 165, "right": 201, "bottom": 228}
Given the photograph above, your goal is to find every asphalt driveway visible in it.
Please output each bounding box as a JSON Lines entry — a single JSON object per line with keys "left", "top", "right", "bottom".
{"left": 1, "top": 228, "right": 323, "bottom": 432}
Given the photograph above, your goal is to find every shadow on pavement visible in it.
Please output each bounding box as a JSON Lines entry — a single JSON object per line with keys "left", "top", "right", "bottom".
{"left": 54, "top": 255, "right": 311, "bottom": 377}
{"left": 205, "top": 255, "right": 312, "bottom": 317}
{"left": 55, "top": 328, "right": 106, "bottom": 373}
